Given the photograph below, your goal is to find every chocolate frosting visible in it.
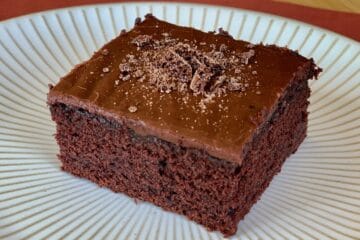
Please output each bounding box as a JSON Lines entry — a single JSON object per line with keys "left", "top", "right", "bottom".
{"left": 48, "top": 15, "right": 320, "bottom": 164}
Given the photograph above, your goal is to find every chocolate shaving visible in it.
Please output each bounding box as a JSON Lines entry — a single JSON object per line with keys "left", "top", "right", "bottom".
{"left": 120, "top": 75, "right": 130, "bottom": 81}
{"left": 147, "top": 48, "right": 192, "bottom": 92}
{"left": 228, "top": 77, "right": 245, "bottom": 91}
{"left": 246, "top": 43, "right": 255, "bottom": 49}
{"left": 240, "top": 49, "right": 255, "bottom": 65}
{"left": 210, "top": 75, "right": 226, "bottom": 92}
{"left": 131, "top": 35, "right": 153, "bottom": 47}
{"left": 133, "top": 69, "right": 144, "bottom": 78}
{"left": 190, "top": 64, "right": 213, "bottom": 94}
{"left": 119, "top": 63, "right": 131, "bottom": 72}
{"left": 119, "top": 63, "right": 132, "bottom": 81}
{"left": 128, "top": 105, "right": 138, "bottom": 113}
{"left": 125, "top": 34, "right": 257, "bottom": 108}
{"left": 219, "top": 44, "right": 228, "bottom": 52}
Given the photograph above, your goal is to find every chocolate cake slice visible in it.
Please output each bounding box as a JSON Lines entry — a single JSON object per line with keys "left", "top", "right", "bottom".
{"left": 48, "top": 14, "right": 321, "bottom": 236}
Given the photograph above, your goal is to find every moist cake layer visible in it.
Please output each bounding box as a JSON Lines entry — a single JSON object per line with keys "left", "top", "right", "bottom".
{"left": 48, "top": 15, "right": 320, "bottom": 164}
{"left": 50, "top": 75, "right": 310, "bottom": 236}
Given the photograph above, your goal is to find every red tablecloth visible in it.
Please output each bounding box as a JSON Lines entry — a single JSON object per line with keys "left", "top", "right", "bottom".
{"left": 0, "top": 0, "right": 359, "bottom": 41}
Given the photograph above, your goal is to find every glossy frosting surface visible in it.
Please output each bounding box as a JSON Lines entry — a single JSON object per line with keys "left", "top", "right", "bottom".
{"left": 48, "top": 15, "right": 315, "bottom": 164}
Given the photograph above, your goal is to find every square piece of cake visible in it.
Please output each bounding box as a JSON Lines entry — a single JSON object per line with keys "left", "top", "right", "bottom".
{"left": 48, "top": 14, "right": 321, "bottom": 236}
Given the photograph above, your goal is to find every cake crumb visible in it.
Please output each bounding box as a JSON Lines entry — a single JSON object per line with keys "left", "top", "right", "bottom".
{"left": 115, "top": 80, "right": 120, "bottom": 86}
{"left": 252, "top": 70, "right": 257, "bottom": 75}
{"left": 256, "top": 90, "right": 261, "bottom": 95}
{"left": 134, "top": 17, "right": 142, "bottom": 25}
{"left": 101, "top": 49, "right": 109, "bottom": 55}
{"left": 102, "top": 67, "right": 110, "bottom": 73}
{"left": 120, "top": 29, "right": 127, "bottom": 35}
{"left": 128, "top": 105, "right": 138, "bottom": 113}
{"left": 246, "top": 43, "right": 255, "bottom": 48}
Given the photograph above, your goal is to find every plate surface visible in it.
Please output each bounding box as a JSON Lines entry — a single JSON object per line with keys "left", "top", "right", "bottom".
{"left": 0, "top": 3, "right": 359, "bottom": 240}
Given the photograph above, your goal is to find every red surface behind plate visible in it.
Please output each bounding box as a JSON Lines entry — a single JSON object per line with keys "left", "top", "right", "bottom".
{"left": 0, "top": 0, "right": 359, "bottom": 41}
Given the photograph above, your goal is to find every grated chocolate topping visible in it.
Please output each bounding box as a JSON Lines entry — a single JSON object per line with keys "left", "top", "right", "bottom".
{"left": 117, "top": 32, "right": 258, "bottom": 109}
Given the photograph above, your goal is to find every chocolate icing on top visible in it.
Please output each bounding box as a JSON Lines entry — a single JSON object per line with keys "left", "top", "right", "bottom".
{"left": 48, "top": 15, "right": 320, "bottom": 164}
{"left": 120, "top": 34, "right": 257, "bottom": 101}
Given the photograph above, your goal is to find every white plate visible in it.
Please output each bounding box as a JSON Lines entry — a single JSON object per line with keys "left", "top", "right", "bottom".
{"left": 0, "top": 2, "right": 359, "bottom": 240}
